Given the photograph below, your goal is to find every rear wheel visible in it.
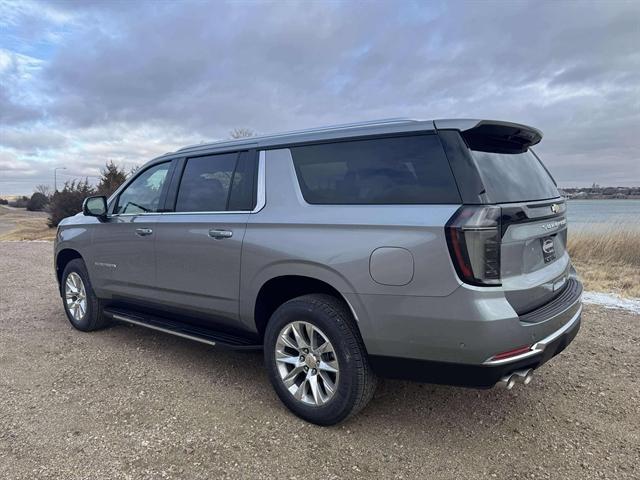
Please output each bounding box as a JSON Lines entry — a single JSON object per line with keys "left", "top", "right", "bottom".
{"left": 61, "top": 258, "right": 110, "bottom": 331}
{"left": 264, "top": 294, "right": 376, "bottom": 425}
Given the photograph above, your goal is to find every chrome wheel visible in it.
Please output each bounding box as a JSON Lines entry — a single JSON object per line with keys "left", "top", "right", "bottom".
{"left": 65, "top": 272, "right": 87, "bottom": 322}
{"left": 275, "top": 321, "right": 339, "bottom": 406}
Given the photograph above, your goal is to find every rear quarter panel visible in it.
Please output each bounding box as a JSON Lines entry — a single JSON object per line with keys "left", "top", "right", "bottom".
{"left": 239, "top": 148, "right": 462, "bottom": 332}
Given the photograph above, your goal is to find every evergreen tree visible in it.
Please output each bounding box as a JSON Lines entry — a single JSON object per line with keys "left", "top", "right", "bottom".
{"left": 96, "top": 161, "right": 128, "bottom": 197}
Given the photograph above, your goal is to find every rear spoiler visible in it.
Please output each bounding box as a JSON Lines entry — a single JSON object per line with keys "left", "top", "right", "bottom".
{"left": 434, "top": 119, "right": 543, "bottom": 154}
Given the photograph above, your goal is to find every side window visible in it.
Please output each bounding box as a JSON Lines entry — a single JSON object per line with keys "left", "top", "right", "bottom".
{"left": 290, "top": 135, "right": 461, "bottom": 204}
{"left": 175, "top": 153, "right": 238, "bottom": 212}
{"left": 228, "top": 151, "right": 257, "bottom": 211}
{"left": 115, "top": 162, "right": 171, "bottom": 214}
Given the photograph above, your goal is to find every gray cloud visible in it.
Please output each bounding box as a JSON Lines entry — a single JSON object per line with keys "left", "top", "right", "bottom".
{"left": 0, "top": 127, "right": 67, "bottom": 151}
{"left": 0, "top": 86, "right": 41, "bottom": 124}
{"left": 0, "top": 0, "right": 638, "bottom": 195}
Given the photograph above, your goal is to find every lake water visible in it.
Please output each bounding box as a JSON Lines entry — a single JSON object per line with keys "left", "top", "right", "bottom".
{"left": 566, "top": 200, "right": 640, "bottom": 233}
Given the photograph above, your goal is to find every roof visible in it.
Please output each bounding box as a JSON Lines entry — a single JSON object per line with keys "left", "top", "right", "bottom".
{"left": 156, "top": 118, "right": 541, "bottom": 159}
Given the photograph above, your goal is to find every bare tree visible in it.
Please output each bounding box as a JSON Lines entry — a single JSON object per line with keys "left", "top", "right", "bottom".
{"left": 229, "top": 128, "right": 256, "bottom": 139}
{"left": 35, "top": 184, "right": 52, "bottom": 198}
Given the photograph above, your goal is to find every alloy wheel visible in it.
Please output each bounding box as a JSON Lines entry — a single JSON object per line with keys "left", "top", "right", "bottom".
{"left": 275, "top": 321, "right": 340, "bottom": 406}
{"left": 65, "top": 272, "right": 87, "bottom": 322}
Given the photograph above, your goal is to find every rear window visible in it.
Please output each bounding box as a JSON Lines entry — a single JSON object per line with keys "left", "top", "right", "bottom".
{"left": 290, "top": 135, "right": 461, "bottom": 204}
{"left": 175, "top": 153, "right": 237, "bottom": 212}
{"left": 471, "top": 150, "right": 559, "bottom": 203}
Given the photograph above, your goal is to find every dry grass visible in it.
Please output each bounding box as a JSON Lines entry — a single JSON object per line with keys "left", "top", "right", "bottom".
{"left": 0, "top": 206, "right": 56, "bottom": 241}
{"left": 568, "top": 229, "right": 640, "bottom": 298}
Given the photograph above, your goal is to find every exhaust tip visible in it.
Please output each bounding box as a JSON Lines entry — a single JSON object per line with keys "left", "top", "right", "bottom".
{"left": 513, "top": 368, "right": 534, "bottom": 385}
{"left": 497, "top": 369, "right": 534, "bottom": 390}
{"left": 498, "top": 374, "right": 517, "bottom": 390}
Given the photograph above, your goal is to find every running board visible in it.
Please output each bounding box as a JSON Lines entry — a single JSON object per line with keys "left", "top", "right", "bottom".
{"left": 103, "top": 308, "right": 262, "bottom": 350}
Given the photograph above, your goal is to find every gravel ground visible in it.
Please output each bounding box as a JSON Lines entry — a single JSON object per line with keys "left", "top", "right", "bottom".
{"left": 1, "top": 242, "right": 638, "bottom": 479}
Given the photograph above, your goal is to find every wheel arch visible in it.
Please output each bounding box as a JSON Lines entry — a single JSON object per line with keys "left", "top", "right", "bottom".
{"left": 55, "top": 248, "right": 83, "bottom": 287}
{"left": 253, "top": 274, "right": 360, "bottom": 340}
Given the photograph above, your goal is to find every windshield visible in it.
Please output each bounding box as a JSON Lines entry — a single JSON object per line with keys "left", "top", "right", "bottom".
{"left": 471, "top": 149, "right": 559, "bottom": 203}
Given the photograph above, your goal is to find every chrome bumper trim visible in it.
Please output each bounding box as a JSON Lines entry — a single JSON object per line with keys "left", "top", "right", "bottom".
{"left": 483, "top": 304, "right": 582, "bottom": 366}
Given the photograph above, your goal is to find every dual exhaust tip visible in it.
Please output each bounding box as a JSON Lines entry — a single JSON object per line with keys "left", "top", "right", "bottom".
{"left": 497, "top": 368, "right": 534, "bottom": 390}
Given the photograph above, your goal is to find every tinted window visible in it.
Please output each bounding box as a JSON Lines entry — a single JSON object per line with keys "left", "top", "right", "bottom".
{"left": 115, "top": 162, "right": 170, "bottom": 214}
{"left": 471, "top": 150, "right": 559, "bottom": 203}
{"left": 290, "top": 135, "right": 461, "bottom": 204}
{"left": 228, "top": 151, "right": 257, "bottom": 211}
{"left": 175, "top": 153, "right": 237, "bottom": 212}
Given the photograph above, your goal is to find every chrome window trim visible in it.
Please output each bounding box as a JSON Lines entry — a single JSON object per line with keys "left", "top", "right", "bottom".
{"left": 253, "top": 150, "right": 266, "bottom": 213}
{"left": 108, "top": 150, "right": 266, "bottom": 217}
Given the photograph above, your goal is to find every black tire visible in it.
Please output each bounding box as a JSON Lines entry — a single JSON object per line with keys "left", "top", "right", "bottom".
{"left": 264, "top": 294, "right": 377, "bottom": 425}
{"left": 61, "top": 258, "right": 110, "bottom": 332}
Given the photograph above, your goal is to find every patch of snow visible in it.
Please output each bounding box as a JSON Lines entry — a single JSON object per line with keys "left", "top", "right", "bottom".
{"left": 582, "top": 291, "right": 640, "bottom": 315}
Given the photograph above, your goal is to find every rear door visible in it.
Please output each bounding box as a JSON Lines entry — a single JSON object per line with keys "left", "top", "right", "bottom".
{"left": 153, "top": 150, "right": 258, "bottom": 328}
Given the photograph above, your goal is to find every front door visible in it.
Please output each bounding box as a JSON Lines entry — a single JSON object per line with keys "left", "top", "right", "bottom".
{"left": 153, "top": 151, "right": 257, "bottom": 328}
{"left": 91, "top": 161, "right": 173, "bottom": 301}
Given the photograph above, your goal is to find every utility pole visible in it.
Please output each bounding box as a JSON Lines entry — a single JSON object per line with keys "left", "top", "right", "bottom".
{"left": 54, "top": 167, "right": 67, "bottom": 192}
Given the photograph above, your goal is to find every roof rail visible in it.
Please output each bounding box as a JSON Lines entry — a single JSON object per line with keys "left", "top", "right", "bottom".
{"left": 176, "top": 117, "right": 421, "bottom": 152}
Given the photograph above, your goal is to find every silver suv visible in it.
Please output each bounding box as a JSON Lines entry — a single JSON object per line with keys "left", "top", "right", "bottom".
{"left": 54, "top": 118, "right": 582, "bottom": 425}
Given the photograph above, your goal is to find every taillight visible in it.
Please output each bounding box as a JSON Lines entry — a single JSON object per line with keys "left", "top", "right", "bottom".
{"left": 445, "top": 205, "right": 502, "bottom": 286}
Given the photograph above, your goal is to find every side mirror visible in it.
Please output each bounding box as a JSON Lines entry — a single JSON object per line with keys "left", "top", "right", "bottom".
{"left": 82, "top": 196, "right": 108, "bottom": 218}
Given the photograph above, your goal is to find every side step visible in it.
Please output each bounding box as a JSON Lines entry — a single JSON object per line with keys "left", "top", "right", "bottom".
{"left": 103, "top": 308, "right": 262, "bottom": 350}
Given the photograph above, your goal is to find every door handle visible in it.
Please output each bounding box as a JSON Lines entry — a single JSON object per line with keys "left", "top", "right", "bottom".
{"left": 208, "top": 229, "right": 233, "bottom": 239}
{"left": 135, "top": 228, "right": 153, "bottom": 237}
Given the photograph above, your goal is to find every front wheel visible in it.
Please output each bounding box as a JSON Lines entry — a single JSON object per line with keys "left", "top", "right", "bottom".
{"left": 264, "top": 294, "right": 377, "bottom": 425}
{"left": 61, "top": 258, "right": 110, "bottom": 332}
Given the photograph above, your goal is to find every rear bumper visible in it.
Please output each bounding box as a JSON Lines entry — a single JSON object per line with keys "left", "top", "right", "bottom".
{"left": 348, "top": 276, "right": 583, "bottom": 363}
{"left": 369, "top": 308, "right": 581, "bottom": 388}
{"left": 483, "top": 300, "right": 581, "bottom": 367}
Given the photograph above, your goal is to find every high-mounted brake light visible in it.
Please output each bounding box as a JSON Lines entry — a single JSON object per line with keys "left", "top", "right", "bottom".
{"left": 445, "top": 206, "right": 502, "bottom": 286}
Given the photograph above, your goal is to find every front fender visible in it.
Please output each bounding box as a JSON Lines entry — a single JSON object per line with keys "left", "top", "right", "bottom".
{"left": 54, "top": 215, "right": 98, "bottom": 282}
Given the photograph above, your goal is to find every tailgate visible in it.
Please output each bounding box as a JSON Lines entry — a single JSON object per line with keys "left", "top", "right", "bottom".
{"left": 500, "top": 200, "right": 570, "bottom": 315}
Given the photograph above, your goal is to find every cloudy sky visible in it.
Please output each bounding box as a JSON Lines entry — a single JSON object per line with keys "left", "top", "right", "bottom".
{"left": 1, "top": 0, "right": 639, "bottom": 195}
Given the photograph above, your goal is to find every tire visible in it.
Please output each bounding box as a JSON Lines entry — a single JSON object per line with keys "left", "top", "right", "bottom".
{"left": 264, "top": 294, "right": 377, "bottom": 425}
{"left": 61, "top": 258, "right": 110, "bottom": 332}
